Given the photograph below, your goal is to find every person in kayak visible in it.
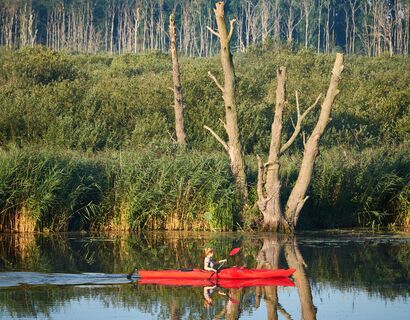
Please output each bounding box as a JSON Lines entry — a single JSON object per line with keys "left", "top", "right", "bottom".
{"left": 204, "top": 248, "right": 227, "bottom": 272}
{"left": 203, "top": 284, "right": 216, "bottom": 306}
{"left": 203, "top": 284, "right": 228, "bottom": 307}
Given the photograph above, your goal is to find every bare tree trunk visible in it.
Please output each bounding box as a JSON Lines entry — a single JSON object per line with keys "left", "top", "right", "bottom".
{"left": 260, "top": 0, "right": 271, "bottom": 43}
{"left": 169, "top": 14, "right": 187, "bottom": 146}
{"left": 257, "top": 67, "right": 287, "bottom": 231}
{"left": 302, "top": 0, "right": 311, "bottom": 49}
{"left": 28, "top": 8, "right": 37, "bottom": 47}
{"left": 285, "top": 53, "right": 344, "bottom": 227}
{"left": 257, "top": 54, "right": 343, "bottom": 232}
{"left": 344, "top": 5, "right": 350, "bottom": 54}
{"left": 273, "top": 0, "right": 281, "bottom": 46}
{"left": 324, "top": 0, "right": 331, "bottom": 53}
{"left": 109, "top": 2, "right": 115, "bottom": 55}
{"left": 133, "top": 7, "right": 140, "bottom": 53}
{"left": 405, "top": 2, "right": 410, "bottom": 56}
{"left": 349, "top": 0, "right": 359, "bottom": 54}
{"left": 149, "top": 0, "right": 155, "bottom": 50}
{"left": 204, "top": 1, "right": 248, "bottom": 203}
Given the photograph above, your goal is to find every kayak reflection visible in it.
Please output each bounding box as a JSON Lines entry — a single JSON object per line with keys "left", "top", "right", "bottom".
{"left": 133, "top": 234, "right": 316, "bottom": 320}
{"left": 135, "top": 277, "right": 294, "bottom": 320}
{"left": 136, "top": 277, "right": 295, "bottom": 288}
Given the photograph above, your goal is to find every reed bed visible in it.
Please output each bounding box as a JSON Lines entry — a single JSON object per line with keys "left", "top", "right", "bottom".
{"left": 0, "top": 148, "right": 237, "bottom": 232}
{"left": 0, "top": 144, "right": 408, "bottom": 232}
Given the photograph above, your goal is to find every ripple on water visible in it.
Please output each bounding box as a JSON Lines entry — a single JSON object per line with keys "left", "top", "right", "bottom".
{"left": 0, "top": 272, "right": 131, "bottom": 288}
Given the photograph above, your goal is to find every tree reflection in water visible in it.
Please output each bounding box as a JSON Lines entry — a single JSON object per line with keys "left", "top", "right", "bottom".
{"left": 256, "top": 234, "right": 316, "bottom": 320}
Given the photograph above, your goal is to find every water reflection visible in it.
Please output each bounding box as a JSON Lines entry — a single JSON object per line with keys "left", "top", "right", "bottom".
{"left": 255, "top": 234, "right": 317, "bottom": 320}
{"left": 0, "top": 231, "right": 408, "bottom": 319}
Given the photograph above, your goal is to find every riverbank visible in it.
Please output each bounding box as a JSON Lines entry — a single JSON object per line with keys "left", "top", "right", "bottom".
{"left": 0, "top": 144, "right": 408, "bottom": 232}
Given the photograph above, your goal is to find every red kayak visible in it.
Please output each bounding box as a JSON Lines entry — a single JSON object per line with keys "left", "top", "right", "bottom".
{"left": 138, "top": 277, "right": 295, "bottom": 288}
{"left": 136, "top": 267, "right": 295, "bottom": 280}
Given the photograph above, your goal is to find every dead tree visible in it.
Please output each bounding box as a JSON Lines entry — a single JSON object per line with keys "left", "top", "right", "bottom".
{"left": 204, "top": 1, "right": 248, "bottom": 202}
{"left": 257, "top": 53, "right": 344, "bottom": 232}
{"left": 169, "top": 14, "right": 187, "bottom": 146}
{"left": 301, "top": 0, "right": 313, "bottom": 49}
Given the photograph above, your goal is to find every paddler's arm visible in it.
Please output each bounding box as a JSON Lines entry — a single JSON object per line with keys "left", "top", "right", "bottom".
{"left": 204, "top": 265, "right": 217, "bottom": 272}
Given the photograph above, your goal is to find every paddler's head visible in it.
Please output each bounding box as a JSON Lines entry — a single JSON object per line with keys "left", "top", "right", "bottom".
{"left": 204, "top": 247, "right": 214, "bottom": 257}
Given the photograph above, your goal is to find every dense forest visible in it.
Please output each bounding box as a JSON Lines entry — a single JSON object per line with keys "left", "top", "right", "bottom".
{"left": 0, "top": 0, "right": 409, "bottom": 56}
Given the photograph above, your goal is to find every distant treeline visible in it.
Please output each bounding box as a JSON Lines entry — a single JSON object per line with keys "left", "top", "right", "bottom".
{"left": 0, "top": 47, "right": 408, "bottom": 231}
{"left": 0, "top": 0, "right": 409, "bottom": 56}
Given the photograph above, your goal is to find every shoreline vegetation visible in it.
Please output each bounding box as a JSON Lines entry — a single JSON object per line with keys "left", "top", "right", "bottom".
{"left": 0, "top": 46, "right": 409, "bottom": 232}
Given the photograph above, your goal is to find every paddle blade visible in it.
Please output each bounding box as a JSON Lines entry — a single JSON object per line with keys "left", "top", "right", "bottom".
{"left": 229, "top": 248, "right": 241, "bottom": 256}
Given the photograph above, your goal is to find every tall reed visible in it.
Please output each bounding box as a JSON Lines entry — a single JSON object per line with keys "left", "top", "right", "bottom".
{"left": 0, "top": 148, "right": 237, "bottom": 232}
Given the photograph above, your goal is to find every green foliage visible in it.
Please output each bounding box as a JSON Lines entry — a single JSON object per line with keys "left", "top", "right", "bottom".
{"left": 299, "top": 143, "right": 410, "bottom": 229}
{"left": 0, "top": 47, "right": 409, "bottom": 230}
{"left": 0, "top": 148, "right": 108, "bottom": 231}
{"left": 0, "top": 47, "right": 408, "bottom": 152}
{"left": 1, "top": 47, "right": 80, "bottom": 85}
{"left": 113, "top": 150, "right": 236, "bottom": 231}
{"left": 0, "top": 148, "right": 237, "bottom": 231}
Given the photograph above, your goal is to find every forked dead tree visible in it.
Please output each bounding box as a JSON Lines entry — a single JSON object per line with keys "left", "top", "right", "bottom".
{"left": 204, "top": 1, "right": 248, "bottom": 201}
{"left": 257, "top": 53, "right": 344, "bottom": 232}
{"left": 169, "top": 14, "right": 187, "bottom": 146}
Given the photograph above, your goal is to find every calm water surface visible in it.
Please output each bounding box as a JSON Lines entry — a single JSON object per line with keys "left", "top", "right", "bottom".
{"left": 0, "top": 231, "right": 409, "bottom": 319}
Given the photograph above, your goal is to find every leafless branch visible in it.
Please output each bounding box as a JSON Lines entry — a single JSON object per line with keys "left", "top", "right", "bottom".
{"left": 206, "top": 26, "right": 220, "bottom": 38}
{"left": 208, "top": 71, "right": 224, "bottom": 92}
{"left": 167, "top": 130, "right": 177, "bottom": 143}
{"left": 256, "top": 155, "right": 266, "bottom": 201}
{"left": 204, "top": 125, "right": 229, "bottom": 151}
{"left": 228, "top": 19, "right": 236, "bottom": 42}
{"left": 280, "top": 93, "right": 322, "bottom": 154}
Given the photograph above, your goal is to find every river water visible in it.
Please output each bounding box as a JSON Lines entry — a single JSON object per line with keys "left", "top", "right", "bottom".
{"left": 0, "top": 231, "right": 408, "bottom": 319}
